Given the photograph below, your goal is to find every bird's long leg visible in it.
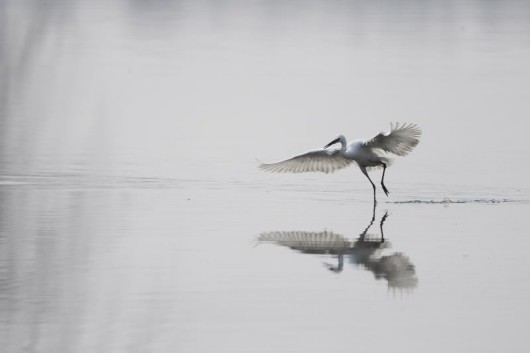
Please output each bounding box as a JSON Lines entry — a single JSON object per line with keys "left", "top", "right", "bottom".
{"left": 379, "top": 211, "right": 389, "bottom": 242}
{"left": 360, "top": 166, "right": 377, "bottom": 204}
{"left": 380, "top": 163, "right": 389, "bottom": 196}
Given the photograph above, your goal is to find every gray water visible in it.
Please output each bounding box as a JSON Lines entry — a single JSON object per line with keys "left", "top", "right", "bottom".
{"left": 1, "top": 1, "right": 530, "bottom": 352}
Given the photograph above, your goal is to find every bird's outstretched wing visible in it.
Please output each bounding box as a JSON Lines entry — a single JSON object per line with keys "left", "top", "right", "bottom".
{"left": 363, "top": 122, "right": 422, "bottom": 156}
{"left": 258, "top": 148, "right": 354, "bottom": 174}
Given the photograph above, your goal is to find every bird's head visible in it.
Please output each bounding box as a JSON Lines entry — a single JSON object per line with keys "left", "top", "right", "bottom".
{"left": 324, "top": 135, "right": 345, "bottom": 149}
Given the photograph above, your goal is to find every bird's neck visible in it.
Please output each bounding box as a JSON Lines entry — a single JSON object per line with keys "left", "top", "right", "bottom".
{"left": 338, "top": 136, "right": 347, "bottom": 152}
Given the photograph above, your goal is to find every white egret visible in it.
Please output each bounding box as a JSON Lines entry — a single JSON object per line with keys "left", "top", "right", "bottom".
{"left": 258, "top": 122, "right": 422, "bottom": 202}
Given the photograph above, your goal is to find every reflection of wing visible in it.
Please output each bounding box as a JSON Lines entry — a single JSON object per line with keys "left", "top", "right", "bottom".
{"left": 259, "top": 231, "right": 352, "bottom": 253}
{"left": 259, "top": 212, "right": 418, "bottom": 291}
{"left": 258, "top": 148, "right": 354, "bottom": 174}
{"left": 363, "top": 122, "right": 422, "bottom": 156}
{"left": 370, "top": 253, "right": 418, "bottom": 289}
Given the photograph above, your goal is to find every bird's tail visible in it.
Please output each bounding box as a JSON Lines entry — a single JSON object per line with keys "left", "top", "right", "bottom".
{"left": 368, "top": 154, "right": 394, "bottom": 169}
{"left": 381, "top": 156, "right": 394, "bottom": 166}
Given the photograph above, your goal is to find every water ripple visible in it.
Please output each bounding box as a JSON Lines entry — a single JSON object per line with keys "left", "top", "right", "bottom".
{"left": 390, "top": 198, "right": 524, "bottom": 205}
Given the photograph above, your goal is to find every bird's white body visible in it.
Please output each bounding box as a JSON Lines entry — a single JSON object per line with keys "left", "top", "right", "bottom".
{"left": 259, "top": 123, "right": 422, "bottom": 202}
{"left": 342, "top": 139, "right": 386, "bottom": 167}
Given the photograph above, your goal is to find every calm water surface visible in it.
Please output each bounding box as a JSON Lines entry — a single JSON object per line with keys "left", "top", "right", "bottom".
{"left": 1, "top": 1, "right": 530, "bottom": 352}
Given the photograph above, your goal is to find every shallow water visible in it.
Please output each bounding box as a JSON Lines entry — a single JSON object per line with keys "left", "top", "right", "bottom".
{"left": 2, "top": 1, "right": 530, "bottom": 352}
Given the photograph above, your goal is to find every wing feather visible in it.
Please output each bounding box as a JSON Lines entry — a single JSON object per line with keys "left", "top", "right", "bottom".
{"left": 363, "top": 122, "right": 422, "bottom": 156}
{"left": 259, "top": 148, "right": 354, "bottom": 174}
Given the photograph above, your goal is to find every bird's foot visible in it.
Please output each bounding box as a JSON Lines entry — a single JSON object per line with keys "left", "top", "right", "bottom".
{"left": 382, "top": 184, "right": 389, "bottom": 196}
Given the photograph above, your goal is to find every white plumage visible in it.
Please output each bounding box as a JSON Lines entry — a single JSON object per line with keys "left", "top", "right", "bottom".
{"left": 258, "top": 148, "right": 353, "bottom": 174}
{"left": 259, "top": 122, "right": 421, "bottom": 202}
{"left": 363, "top": 122, "right": 422, "bottom": 156}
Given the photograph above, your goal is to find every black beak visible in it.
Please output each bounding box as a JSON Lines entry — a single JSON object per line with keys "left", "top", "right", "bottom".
{"left": 324, "top": 138, "right": 340, "bottom": 149}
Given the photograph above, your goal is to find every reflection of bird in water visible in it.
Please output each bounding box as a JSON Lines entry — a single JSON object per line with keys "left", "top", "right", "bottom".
{"left": 258, "top": 206, "right": 417, "bottom": 290}
{"left": 259, "top": 122, "right": 421, "bottom": 203}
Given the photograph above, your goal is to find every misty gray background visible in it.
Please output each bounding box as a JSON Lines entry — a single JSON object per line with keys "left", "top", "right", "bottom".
{"left": 1, "top": 1, "right": 529, "bottom": 352}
